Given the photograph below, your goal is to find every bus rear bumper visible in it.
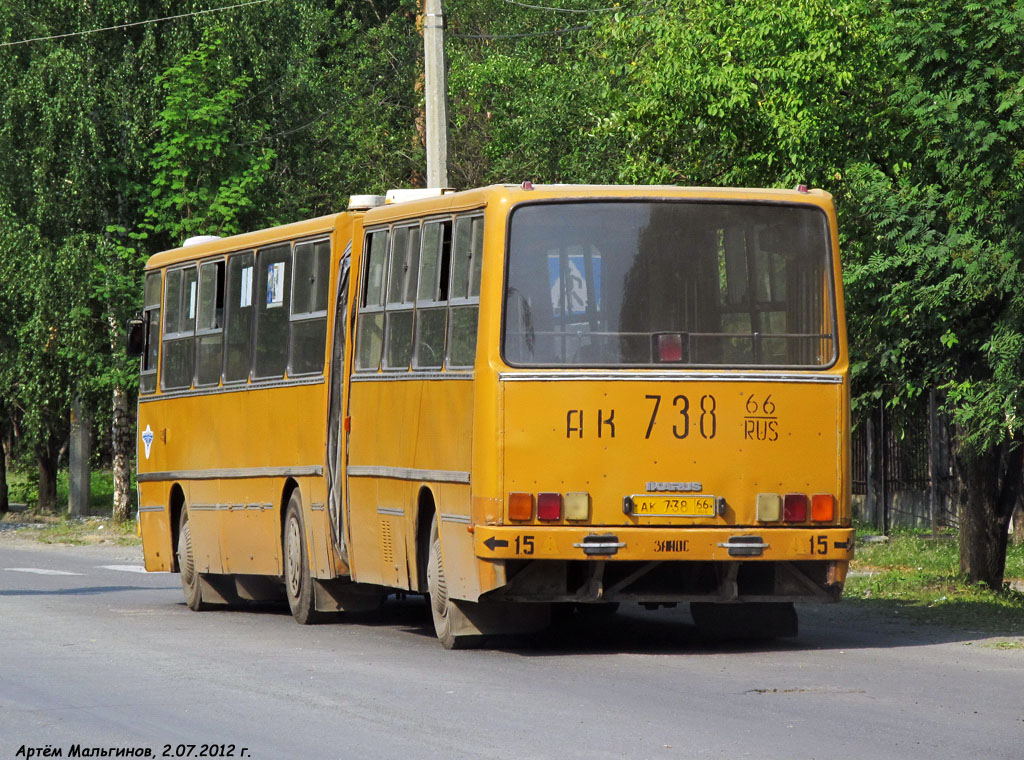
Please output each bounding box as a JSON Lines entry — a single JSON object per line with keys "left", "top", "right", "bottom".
{"left": 472, "top": 526, "right": 853, "bottom": 604}
{"left": 473, "top": 525, "right": 855, "bottom": 563}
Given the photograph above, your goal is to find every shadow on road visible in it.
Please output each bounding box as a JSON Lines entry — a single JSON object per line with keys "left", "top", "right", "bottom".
{"left": 163, "top": 593, "right": 1020, "bottom": 655}
{"left": 0, "top": 585, "right": 156, "bottom": 596}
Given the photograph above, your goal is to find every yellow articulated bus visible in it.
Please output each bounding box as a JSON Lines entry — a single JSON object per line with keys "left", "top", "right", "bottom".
{"left": 132, "top": 184, "right": 853, "bottom": 648}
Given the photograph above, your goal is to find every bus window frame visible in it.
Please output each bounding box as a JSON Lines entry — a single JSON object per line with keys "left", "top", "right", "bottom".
{"left": 353, "top": 209, "right": 486, "bottom": 374}
{"left": 161, "top": 262, "right": 199, "bottom": 391}
{"left": 412, "top": 217, "right": 452, "bottom": 371}
{"left": 139, "top": 270, "right": 162, "bottom": 395}
{"left": 252, "top": 242, "right": 294, "bottom": 381}
{"left": 221, "top": 249, "right": 257, "bottom": 386}
{"left": 355, "top": 228, "right": 390, "bottom": 372}
{"left": 288, "top": 235, "right": 332, "bottom": 377}
{"left": 498, "top": 198, "right": 840, "bottom": 372}
{"left": 382, "top": 222, "right": 421, "bottom": 371}
{"left": 194, "top": 256, "right": 226, "bottom": 387}
{"left": 446, "top": 213, "right": 484, "bottom": 369}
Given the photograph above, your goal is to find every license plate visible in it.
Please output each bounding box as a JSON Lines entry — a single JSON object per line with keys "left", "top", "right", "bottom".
{"left": 629, "top": 495, "right": 716, "bottom": 517}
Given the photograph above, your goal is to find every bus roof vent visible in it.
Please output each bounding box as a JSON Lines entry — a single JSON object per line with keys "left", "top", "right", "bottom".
{"left": 348, "top": 194, "right": 386, "bottom": 211}
{"left": 182, "top": 235, "right": 221, "bottom": 247}
{"left": 385, "top": 188, "right": 448, "bottom": 204}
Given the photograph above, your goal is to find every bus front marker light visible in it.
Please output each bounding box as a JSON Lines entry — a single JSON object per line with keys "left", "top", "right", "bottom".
{"left": 509, "top": 492, "right": 534, "bottom": 521}
{"left": 537, "top": 492, "right": 562, "bottom": 521}
{"left": 565, "top": 492, "right": 590, "bottom": 521}
{"left": 811, "top": 493, "right": 835, "bottom": 522}
{"left": 783, "top": 493, "right": 808, "bottom": 523}
{"left": 756, "top": 493, "right": 781, "bottom": 522}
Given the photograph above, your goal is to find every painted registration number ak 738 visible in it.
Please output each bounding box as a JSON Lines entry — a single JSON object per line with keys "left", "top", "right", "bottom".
{"left": 628, "top": 494, "right": 716, "bottom": 517}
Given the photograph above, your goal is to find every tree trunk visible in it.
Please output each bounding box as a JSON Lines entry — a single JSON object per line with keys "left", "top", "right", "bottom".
{"left": 955, "top": 436, "right": 1020, "bottom": 590}
{"left": 36, "top": 443, "right": 59, "bottom": 512}
{"left": 1012, "top": 504, "right": 1024, "bottom": 546}
{"left": 111, "top": 385, "right": 133, "bottom": 522}
{"left": 0, "top": 436, "right": 8, "bottom": 514}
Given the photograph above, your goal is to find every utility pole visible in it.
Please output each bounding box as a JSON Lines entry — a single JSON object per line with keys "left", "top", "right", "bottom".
{"left": 69, "top": 399, "right": 91, "bottom": 517}
{"left": 423, "top": 0, "right": 450, "bottom": 188}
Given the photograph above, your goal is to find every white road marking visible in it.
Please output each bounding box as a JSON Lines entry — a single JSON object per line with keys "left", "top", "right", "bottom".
{"left": 5, "top": 567, "right": 83, "bottom": 576}
{"left": 96, "top": 565, "right": 148, "bottom": 574}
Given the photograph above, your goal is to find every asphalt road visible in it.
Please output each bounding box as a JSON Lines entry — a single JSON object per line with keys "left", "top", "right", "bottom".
{"left": 1, "top": 538, "right": 1021, "bottom": 760}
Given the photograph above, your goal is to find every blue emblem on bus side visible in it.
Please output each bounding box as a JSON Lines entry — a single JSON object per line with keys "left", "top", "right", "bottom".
{"left": 142, "top": 425, "right": 155, "bottom": 460}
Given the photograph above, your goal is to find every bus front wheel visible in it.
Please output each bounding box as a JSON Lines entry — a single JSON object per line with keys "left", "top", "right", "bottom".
{"left": 283, "top": 492, "right": 324, "bottom": 625}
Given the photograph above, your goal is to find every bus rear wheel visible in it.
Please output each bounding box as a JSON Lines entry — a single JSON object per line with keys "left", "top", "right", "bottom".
{"left": 283, "top": 492, "right": 324, "bottom": 625}
{"left": 177, "top": 508, "right": 208, "bottom": 611}
{"left": 426, "top": 514, "right": 481, "bottom": 649}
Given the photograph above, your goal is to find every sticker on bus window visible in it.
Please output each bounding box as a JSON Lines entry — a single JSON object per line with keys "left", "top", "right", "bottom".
{"left": 188, "top": 281, "right": 197, "bottom": 320}
{"left": 240, "top": 266, "right": 253, "bottom": 308}
{"left": 267, "top": 261, "right": 285, "bottom": 308}
{"left": 548, "top": 253, "right": 601, "bottom": 317}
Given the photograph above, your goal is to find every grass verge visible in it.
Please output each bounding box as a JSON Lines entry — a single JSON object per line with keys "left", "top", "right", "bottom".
{"left": 2, "top": 468, "right": 141, "bottom": 546}
{"left": 846, "top": 526, "right": 1024, "bottom": 637}
{"left": 0, "top": 510, "right": 140, "bottom": 546}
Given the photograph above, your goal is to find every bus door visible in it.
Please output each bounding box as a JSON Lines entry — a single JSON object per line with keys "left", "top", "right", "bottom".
{"left": 327, "top": 244, "right": 351, "bottom": 560}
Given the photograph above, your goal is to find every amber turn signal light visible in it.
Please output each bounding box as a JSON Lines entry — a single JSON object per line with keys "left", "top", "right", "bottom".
{"left": 508, "top": 492, "right": 533, "bottom": 521}
{"left": 811, "top": 493, "right": 836, "bottom": 522}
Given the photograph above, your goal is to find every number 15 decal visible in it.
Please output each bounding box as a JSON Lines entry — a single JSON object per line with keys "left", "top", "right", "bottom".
{"left": 809, "top": 535, "right": 828, "bottom": 555}
{"left": 515, "top": 535, "right": 535, "bottom": 555}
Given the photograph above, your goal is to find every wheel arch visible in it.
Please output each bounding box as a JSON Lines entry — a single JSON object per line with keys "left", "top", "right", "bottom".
{"left": 169, "top": 483, "right": 186, "bottom": 573}
{"left": 279, "top": 477, "right": 300, "bottom": 536}
{"left": 414, "top": 485, "right": 438, "bottom": 593}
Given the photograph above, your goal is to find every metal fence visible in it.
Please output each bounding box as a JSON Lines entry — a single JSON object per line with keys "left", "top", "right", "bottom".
{"left": 851, "top": 391, "right": 958, "bottom": 531}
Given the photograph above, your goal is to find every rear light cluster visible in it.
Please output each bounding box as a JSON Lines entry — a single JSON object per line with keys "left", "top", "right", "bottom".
{"left": 509, "top": 492, "right": 590, "bottom": 522}
{"left": 756, "top": 493, "right": 835, "bottom": 523}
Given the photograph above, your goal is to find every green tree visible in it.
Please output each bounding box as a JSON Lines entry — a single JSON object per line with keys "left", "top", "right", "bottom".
{"left": 0, "top": 1, "right": 422, "bottom": 516}
{"left": 145, "top": 28, "right": 276, "bottom": 245}
{"left": 839, "top": 0, "right": 1024, "bottom": 588}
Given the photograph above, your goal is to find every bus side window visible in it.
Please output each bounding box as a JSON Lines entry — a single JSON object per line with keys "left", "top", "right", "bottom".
{"left": 447, "top": 215, "right": 483, "bottom": 368}
{"left": 356, "top": 230, "right": 389, "bottom": 370}
{"left": 140, "top": 271, "right": 162, "bottom": 395}
{"left": 383, "top": 224, "right": 419, "bottom": 370}
{"left": 254, "top": 243, "right": 292, "bottom": 379}
{"left": 414, "top": 219, "right": 452, "bottom": 369}
{"left": 290, "top": 239, "right": 330, "bottom": 375}
{"left": 161, "top": 265, "right": 198, "bottom": 390}
{"left": 224, "top": 251, "right": 255, "bottom": 383}
{"left": 195, "top": 259, "right": 225, "bottom": 386}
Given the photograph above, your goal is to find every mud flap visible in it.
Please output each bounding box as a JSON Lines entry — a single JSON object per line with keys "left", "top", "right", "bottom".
{"left": 313, "top": 578, "right": 386, "bottom": 613}
{"left": 448, "top": 599, "right": 551, "bottom": 637}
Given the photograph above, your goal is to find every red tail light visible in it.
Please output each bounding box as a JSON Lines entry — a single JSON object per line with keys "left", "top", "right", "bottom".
{"left": 783, "top": 493, "right": 808, "bottom": 522}
{"left": 537, "top": 492, "right": 562, "bottom": 521}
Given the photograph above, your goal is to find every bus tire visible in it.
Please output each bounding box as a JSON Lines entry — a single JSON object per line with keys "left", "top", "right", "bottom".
{"left": 426, "top": 514, "right": 481, "bottom": 650}
{"left": 283, "top": 491, "right": 324, "bottom": 624}
{"left": 177, "top": 508, "right": 209, "bottom": 611}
